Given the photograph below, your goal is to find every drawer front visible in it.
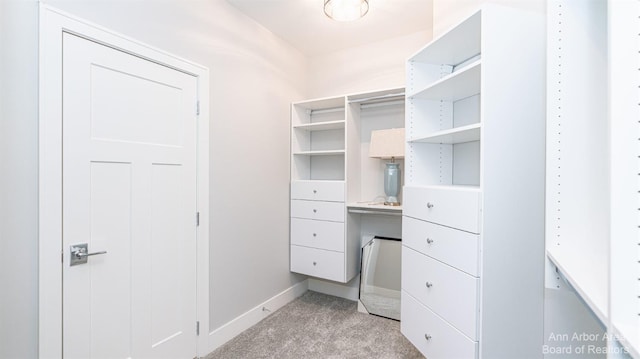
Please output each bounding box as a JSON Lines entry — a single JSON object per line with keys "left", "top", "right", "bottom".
{"left": 291, "top": 218, "right": 344, "bottom": 252}
{"left": 401, "top": 291, "right": 478, "bottom": 359}
{"left": 291, "top": 200, "right": 344, "bottom": 222}
{"left": 403, "top": 216, "right": 480, "bottom": 276}
{"left": 402, "top": 247, "right": 479, "bottom": 340}
{"left": 290, "top": 245, "right": 344, "bottom": 282}
{"left": 291, "top": 180, "right": 345, "bottom": 202}
{"left": 403, "top": 186, "right": 480, "bottom": 234}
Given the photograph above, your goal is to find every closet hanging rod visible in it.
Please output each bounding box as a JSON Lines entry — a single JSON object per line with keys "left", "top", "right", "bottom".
{"left": 452, "top": 53, "right": 482, "bottom": 71}
{"left": 360, "top": 99, "right": 405, "bottom": 110}
{"left": 348, "top": 92, "right": 405, "bottom": 104}
{"left": 308, "top": 107, "right": 344, "bottom": 115}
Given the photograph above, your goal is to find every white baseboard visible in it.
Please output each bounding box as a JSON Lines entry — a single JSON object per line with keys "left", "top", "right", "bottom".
{"left": 308, "top": 276, "right": 360, "bottom": 301}
{"left": 204, "top": 279, "right": 308, "bottom": 355}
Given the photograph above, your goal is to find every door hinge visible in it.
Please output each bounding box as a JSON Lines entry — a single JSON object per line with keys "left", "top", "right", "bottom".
{"left": 196, "top": 101, "right": 200, "bottom": 116}
{"left": 196, "top": 321, "right": 200, "bottom": 336}
{"left": 61, "top": 250, "right": 64, "bottom": 263}
{"left": 196, "top": 212, "right": 200, "bottom": 227}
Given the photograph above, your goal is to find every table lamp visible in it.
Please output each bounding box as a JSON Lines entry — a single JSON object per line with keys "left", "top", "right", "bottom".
{"left": 369, "top": 128, "right": 405, "bottom": 206}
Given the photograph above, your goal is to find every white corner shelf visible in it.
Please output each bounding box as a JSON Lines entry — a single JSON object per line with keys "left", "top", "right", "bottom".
{"left": 292, "top": 120, "right": 345, "bottom": 132}
{"left": 409, "top": 123, "right": 481, "bottom": 144}
{"left": 409, "top": 10, "right": 481, "bottom": 66}
{"left": 292, "top": 150, "right": 345, "bottom": 156}
{"left": 409, "top": 60, "right": 481, "bottom": 102}
{"left": 546, "top": 248, "right": 608, "bottom": 326}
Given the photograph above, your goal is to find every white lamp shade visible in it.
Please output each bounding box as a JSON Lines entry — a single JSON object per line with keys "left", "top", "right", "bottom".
{"left": 369, "top": 128, "right": 405, "bottom": 159}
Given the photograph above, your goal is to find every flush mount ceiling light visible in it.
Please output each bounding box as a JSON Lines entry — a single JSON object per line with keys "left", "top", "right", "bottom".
{"left": 324, "top": 0, "right": 369, "bottom": 21}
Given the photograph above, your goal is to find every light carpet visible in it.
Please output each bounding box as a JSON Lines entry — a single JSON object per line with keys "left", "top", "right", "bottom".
{"left": 205, "top": 290, "right": 424, "bottom": 359}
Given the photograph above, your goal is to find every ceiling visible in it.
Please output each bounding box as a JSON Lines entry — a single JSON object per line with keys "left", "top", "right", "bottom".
{"left": 226, "top": 0, "right": 433, "bottom": 56}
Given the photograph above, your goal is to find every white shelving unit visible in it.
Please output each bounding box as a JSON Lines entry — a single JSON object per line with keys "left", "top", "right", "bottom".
{"left": 545, "top": 1, "right": 640, "bottom": 358}
{"left": 290, "top": 88, "right": 405, "bottom": 284}
{"left": 401, "top": 6, "right": 545, "bottom": 358}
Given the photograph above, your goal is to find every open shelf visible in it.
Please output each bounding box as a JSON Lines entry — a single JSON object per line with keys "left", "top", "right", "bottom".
{"left": 409, "top": 60, "right": 481, "bottom": 101}
{"left": 347, "top": 203, "right": 402, "bottom": 216}
{"left": 293, "top": 150, "right": 345, "bottom": 156}
{"left": 409, "top": 10, "right": 481, "bottom": 67}
{"left": 293, "top": 120, "right": 345, "bottom": 132}
{"left": 547, "top": 248, "right": 608, "bottom": 326}
{"left": 410, "top": 123, "right": 481, "bottom": 144}
{"left": 293, "top": 96, "right": 345, "bottom": 111}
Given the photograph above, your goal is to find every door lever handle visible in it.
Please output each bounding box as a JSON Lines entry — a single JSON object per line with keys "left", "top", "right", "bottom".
{"left": 74, "top": 250, "right": 107, "bottom": 259}
{"left": 70, "top": 243, "right": 107, "bottom": 266}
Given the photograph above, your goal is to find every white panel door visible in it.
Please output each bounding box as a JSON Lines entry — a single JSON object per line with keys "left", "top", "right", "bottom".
{"left": 62, "top": 32, "right": 198, "bottom": 359}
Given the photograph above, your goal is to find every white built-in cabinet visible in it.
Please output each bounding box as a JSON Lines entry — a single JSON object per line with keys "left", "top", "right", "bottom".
{"left": 545, "top": 0, "right": 640, "bottom": 357}
{"left": 290, "top": 88, "right": 405, "bottom": 283}
{"left": 401, "top": 6, "right": 546, "bottom": 358}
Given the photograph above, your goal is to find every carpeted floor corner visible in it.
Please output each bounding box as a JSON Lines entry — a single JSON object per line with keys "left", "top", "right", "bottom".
{"left": 205, "top": 290, "right": 424, "bottom": 359}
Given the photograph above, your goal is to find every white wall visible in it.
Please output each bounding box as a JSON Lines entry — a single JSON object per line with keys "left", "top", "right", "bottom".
{"left": 0, "top": 1, "right": 40, "bottom": 358}
{"left": 307, "top": 30, "right": 431, "bottom": 98}
{"left": 0, "top": 0, "right": 308, "bottom": 356}
{"left": 432, "top": 0, "right": 545, "bottom": 37}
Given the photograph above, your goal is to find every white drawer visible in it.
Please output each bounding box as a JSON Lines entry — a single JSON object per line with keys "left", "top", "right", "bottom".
{"left": 403, "top": 216, "right": 480, "bottom": 276}
{"left": 291, "top": 180, "right": 345, "bottom": 202}
{"left": 402, "top": 247, "right": 479, "bottom": 340}
{"left": 401, "top": 291, "right": 478, "bottom": 359}
{"left": 403, "top": 186, "right": 480, "bottom": 234}
{"left": 291, "top": 218, "right": 344, "bottom": 252}
{"left": 291, "top": 200, "right": 344, "bottom": 222}
{"left": 290, "top": 245, "right": 344, "bottom": 282}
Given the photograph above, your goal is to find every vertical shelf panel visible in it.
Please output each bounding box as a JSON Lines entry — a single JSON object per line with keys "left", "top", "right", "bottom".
{"left": 545, "top": 0, "right": 609, "bottom": 325}
{"left": 609, "top": 0, "right": 640, "bottom": 356}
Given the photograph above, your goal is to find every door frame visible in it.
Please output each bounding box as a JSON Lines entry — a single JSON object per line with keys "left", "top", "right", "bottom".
{"left": 38, "top": 5, "right": 210, "bottom": 358}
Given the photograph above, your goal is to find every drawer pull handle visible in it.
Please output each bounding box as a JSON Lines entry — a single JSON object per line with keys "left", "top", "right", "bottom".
{"left": 426, "top": 202, "right": 434, "bottom": 209}
{"left": 313, "top": 233, "right": 317, "bottom": 237}
{"left": 426, "top": 238, "right": 434, "bottom": 244}
{"left": 313, "top": 209, "right": 317, "bottom": 213}
{"left": 425, "top": 282, "right": 433, "bottom": 288}
{"left": 313, "top": 261, "right": 317, "bottom": 266}
{"left": 424, "top": 334, "right": 432, "bottom": 341}
{"left": 313, "top": 190, "right": 317, "bottom": 194}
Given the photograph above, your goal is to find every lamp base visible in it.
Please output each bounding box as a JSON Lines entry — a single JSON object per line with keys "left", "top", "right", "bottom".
{"left": 383, "top": 163, "right": 401, "bottom": 207}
